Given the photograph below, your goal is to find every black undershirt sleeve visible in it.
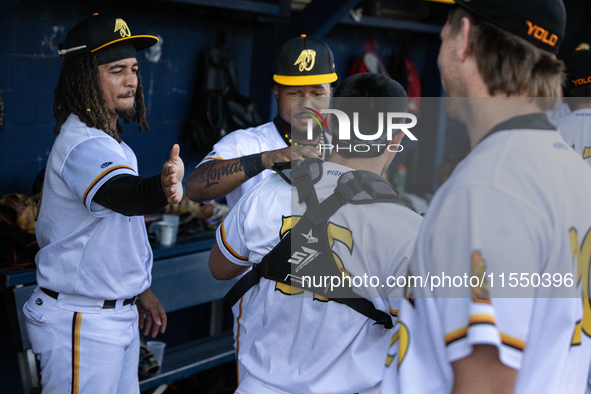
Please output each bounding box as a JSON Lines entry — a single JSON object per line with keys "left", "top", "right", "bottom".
{"left": 93, "top": 174, "right": 168, "bottom": 216}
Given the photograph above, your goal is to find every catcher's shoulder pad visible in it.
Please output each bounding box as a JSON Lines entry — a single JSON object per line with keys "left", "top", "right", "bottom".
{"left": 272, "top": 158, "right": 324, "bottom": 186}
{"left": 341, "top": 170, "right": 416, "bottom": 211}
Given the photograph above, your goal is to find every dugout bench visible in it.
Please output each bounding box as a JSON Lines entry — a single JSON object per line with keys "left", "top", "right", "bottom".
{"left": 0, "top": 232, "right": 238, "bottom": 393}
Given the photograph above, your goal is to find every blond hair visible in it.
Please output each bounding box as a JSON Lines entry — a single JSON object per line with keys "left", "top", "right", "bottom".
{"left": 449, "top": 7, "right": 563, "bottom": 110}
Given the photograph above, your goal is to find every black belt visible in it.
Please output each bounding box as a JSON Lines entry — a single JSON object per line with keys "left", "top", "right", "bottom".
{"left": 40, "top": 287, "right": 138, "bottom": 309}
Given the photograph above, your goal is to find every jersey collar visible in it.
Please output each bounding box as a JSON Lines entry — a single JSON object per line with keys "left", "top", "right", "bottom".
{"left": 273, "top": 116, "right": 292, "bottom": 146}
{"left": 479, "top": 112, "right": 556, "bottom": 146}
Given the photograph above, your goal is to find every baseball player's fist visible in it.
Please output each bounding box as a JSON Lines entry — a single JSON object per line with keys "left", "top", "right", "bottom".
{"left": 137, "top": 288, "right": 167, "bottom": 338}
{"left": 261, "top": 145, "right": 320, "bottom": 169}
{"left": 161, "top": 144, "right": 185, "bottom": 205}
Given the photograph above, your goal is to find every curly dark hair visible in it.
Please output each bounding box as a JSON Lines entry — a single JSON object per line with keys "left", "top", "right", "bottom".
{"left": 53, "top": 52, "right": 149, "bottom": 142}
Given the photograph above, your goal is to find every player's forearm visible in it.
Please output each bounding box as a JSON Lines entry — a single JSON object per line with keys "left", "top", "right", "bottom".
{"left": 186, "top": 159, "right": 247, "bottom": 202}
{"left": 451, "top": 345, "right": 516, "bottom": 394}
{"left": 186, "top": 155, "right": 264, "bottom": 202}
{"left": 93, "top": 174, "right": 168, "bottom": 216}
{"left": 209, "top": 241, "right": 249, "bottom": 280}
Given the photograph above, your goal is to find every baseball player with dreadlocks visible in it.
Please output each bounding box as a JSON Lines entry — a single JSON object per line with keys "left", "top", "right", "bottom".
{"left": 23, "top": 14, "right": 184, "bottom": 393}
{"left": 382, "top": 0, "right": 591, "bottom": 393}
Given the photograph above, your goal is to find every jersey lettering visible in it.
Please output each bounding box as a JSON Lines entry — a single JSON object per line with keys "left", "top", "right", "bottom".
{"left": 569, "top": 144, "right": 591, "bottom": 160}
{"left": 276, "top": 215, "right": 353, "bottom": 301}
{"left": 569, "top": 226, "right": 591, "bottom": 345}
{"left": 387, "top": 309, "right": 410, "bottom": 368}
{"left": 327, "top": 221, "right": 354, "bottom": 274}
{"left": 326, "top": 170, "right": 343, "bottom": 177}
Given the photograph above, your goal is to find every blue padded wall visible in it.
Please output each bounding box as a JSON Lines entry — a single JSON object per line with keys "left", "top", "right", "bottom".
{"left": 0, "top": 0, "right": 444, "bottom": 198}
{"left": 0, "top": 0, "right": 258, "bottom": 196}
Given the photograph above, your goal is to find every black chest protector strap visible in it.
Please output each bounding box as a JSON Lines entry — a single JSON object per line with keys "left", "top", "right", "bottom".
{"left": 224, "top": 160, "right": 416, "bottom": 328}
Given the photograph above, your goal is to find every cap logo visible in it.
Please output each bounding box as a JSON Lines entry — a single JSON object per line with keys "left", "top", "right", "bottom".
{"left": 294, "top": 49, "right": 316, "bottom": 72}
{"left": 114, "top": 18, "right": 131, "bottom": 38}
{"left": 526, "top": 21, "right": 558, "bottom": 47}
{"left": 571, "top": 77, "right": 591, "bottom": 87}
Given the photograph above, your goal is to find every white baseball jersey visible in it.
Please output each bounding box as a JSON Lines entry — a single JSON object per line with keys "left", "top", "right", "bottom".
{"left": 382, "top": 115, "right": 591, "bottom": 394}
{"left": 552, "top": 108, "right": 591, "bottom": 167}
{"left": 551, "top": 108, "right": 591, "bottom": 394}
{"left": 196, "top": 122, "right": 288, "bottom": 210}
{"left": 544, "top": 100, "right": 570, "bottom": 121}
{"left": 217, "top": 161, "right": 422, "bottom": 393}
{"left": 26, "top": 114, "right": 150, "bottom": 394}
{"left": 35, "top": 114, "right": 152, "bottom": 300}
{"left": 198, "top": 121, "right": 331, "bottom": 383}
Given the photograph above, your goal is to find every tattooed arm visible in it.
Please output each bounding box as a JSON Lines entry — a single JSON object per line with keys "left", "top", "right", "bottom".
{"left": 186, "top": 145, "right": 320, "bottom": 203}
{"left": 186, "top": 158, "right": 246, "bottom": 202}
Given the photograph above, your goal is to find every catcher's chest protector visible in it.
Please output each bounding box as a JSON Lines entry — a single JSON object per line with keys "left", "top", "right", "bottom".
{"left": 224, "top": 159, "right": 417, "bottom": 328}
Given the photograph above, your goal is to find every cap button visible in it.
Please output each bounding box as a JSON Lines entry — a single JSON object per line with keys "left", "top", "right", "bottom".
{"left": 301, "top": 34, "right": 306, "bottom": 38}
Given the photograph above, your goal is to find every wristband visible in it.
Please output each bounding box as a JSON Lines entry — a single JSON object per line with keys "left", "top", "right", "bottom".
{"left": 240, "top": 153, "right": 265, "bottom": 179}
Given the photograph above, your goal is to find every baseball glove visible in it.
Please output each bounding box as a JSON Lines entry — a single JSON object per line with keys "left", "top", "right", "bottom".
{"left": 139, "top": 341, "right": 160, "bottom": 378}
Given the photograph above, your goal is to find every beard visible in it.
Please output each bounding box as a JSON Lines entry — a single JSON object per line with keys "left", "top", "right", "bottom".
{"left": 116, "top": 105, "right": 136, "bottom": 122}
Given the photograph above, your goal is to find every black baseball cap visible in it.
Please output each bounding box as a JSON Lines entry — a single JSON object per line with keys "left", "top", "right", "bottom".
{"left": 273, "top": 35, "right": 338, "bottom": 86}
{"left": 563, "top": 44, "right": 591, "bottom": 90}
{"left": 425, "top": 0, "right": 566, "bottom": 54}
{"left": 58, "top": 13, "right": 158, "bottom": 62}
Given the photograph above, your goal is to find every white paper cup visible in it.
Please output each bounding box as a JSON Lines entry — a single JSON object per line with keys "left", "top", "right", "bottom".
{"left": 162, "top": 214, "right": 180, "bottom": 245}
{"left": 158, "top": 222, "right": 175, "bottom": 246}
{"left": 149, "top": 221, "right": 175, "bottom": 247}
{"left": 146, "top": 340, "right": 166, "bottom": 368}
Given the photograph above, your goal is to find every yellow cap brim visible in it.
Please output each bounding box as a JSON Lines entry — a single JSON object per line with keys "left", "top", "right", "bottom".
{"left": 423, "top": 0, "right": 456, "bottom": 4}
{"left": 273, "top": 73, "right": 338, "bottom": 86}
{"left": 92, "top": 35, "right": 159, "bottom": 53}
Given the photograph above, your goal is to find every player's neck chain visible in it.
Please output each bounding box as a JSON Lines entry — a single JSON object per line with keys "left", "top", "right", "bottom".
{"left": 273, "top": 116, "right": 327, "bottom": 160}
{"left": 284, "top": 132, "right": 325, "bottom": 151}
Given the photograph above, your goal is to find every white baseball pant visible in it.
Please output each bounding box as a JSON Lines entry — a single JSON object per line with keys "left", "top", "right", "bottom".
{"left": 23, "top": 287, "right": 140, "bottom": 394}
